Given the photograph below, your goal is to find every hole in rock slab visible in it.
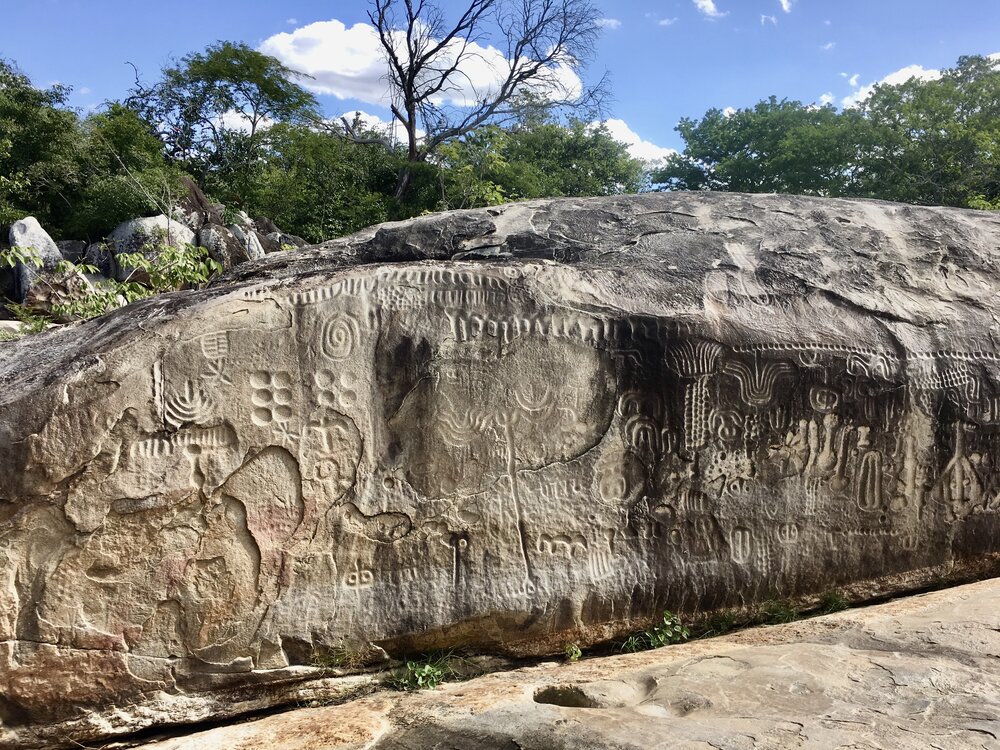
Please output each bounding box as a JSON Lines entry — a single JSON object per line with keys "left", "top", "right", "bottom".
{"left": 533, "top": 685, "right": 603, "bottom": 708}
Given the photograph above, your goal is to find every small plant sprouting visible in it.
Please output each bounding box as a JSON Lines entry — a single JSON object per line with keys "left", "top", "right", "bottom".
{"left": 564, "top": 642, "right": 582, "bottom": 662}
{"left": 619, "top": 611, "right": 690, "bottom": 653}
{"left": 392, "top": 652, "right": 454, "bottom": 691}
{"left": 817, "top": 589, "right": 849, "bottom": 615}
{"left": 700, "top": 608, "right": 740, "bottom": 637}
{"left": 759, "top": 598, "right": 799, "bottom": 625}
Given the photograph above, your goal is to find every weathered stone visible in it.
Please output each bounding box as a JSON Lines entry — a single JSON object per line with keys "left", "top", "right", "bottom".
{"left": 83, "top": 241, "right": 116, "bottom": 278}
{"left": 171, "top": 176, "right": 223, "bottom": 232}
{"left": 1, "top": 193, "right": 1000, "bottom": 748}
{"left": 265, "top": 230, "right": 308, "bottom": 252}
{"left": 8, "top": 216, "right": 63, "bottom": 303}
{"left": 107, "top": 214, "right": 196, "bottom": 282}
{"left": 55, "top": 240, "right": 87, "bottom": 264}
{"left": 131, "top": 577, "right": 1000, "bottom": 750}
{"left": 227, "top": 222, "right": 265, "bottom": 261}
{"left": 198, "top": 223, "right": 263, "bottom": 267}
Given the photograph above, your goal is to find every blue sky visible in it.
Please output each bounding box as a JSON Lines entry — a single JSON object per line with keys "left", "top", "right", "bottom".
{"left": 5, "top": 0, "right": 999, "bottom": 160}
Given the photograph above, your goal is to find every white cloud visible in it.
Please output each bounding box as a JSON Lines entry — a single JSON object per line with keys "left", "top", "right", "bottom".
{"left": 824, "top": 19, "right": 832, "bottom": 25}
{"left": 818, "top": 92, "right": 834, "bottom": 106}
{"left": 841, "top": 63, "right": 943, "bottom": 108}
{"left": 722, "top": 106, "right": 736, "bottom": 117}
{"left": 848, "top": 73, "right": 860, "bottom": 87}
{"left": 335, "top": 110, "right": 422, "bottom": 145}
{"left": 286, "top": 17, "right": 298, "bottom": 25}
{"left": 779, "top": 0, "right": 794, "bottom": 12}
{"left": 658, "top": 17, "right": 679, "bottom": 26}
{"left": 821, "top": 41, "right": 836, "bottom": 51}
{"left": 598, "top": 119, "right": 676, "bottom": 162}
{"left": 78, "top": 86, "right": 92, "bottom": 95}
{"left": 761, "top": 14, "right": 777, "bottom": 25}
{"left": 260, "top": 19, "right": 583, "bottom": 109}
{"left": 693, "top": 0, "right": 728, "bottom": 19}
{"left": 596, "top": 18, "right": 621, "bottom": 29}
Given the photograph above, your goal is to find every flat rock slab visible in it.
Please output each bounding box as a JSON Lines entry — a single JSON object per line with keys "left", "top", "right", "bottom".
{"left": 131, "top": 577, "right": 1000, "bottom": 750}
{"left": 3, "top": 193, "right": 1000, "bottom": 747}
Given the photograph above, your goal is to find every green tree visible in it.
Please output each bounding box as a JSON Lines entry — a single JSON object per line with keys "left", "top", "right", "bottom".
{"left": 435, "top": 119, "right": 645, "bottom": 210}
{"left": 126, "top": 41, "right": 320, "bottom": 203}
{"left": 654, "top": 55, "right": 1000, "bottom": 210}
{"left": 0, "top": 59, "right": 81, "bottom": 228}
{"left": 652, "top": 96, "right": 865, "bottom": 196}
{"left": 249, "top": 121, "right": 399, "bottom": 242}
{"left": 857, "top": 55, "right": 1000, "bottom": 207}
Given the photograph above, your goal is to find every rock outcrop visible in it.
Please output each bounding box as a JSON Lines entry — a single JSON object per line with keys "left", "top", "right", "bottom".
{"left": 107, "top": 214, "right": 197, "bottom": 281}
{"left": 2, "top": 193, "right": 1000, "bottom": 748}
{"left": 132, "top": 577, "right": 1000, "bottom": 750}
{"left": 7, "top": 216, "right": 63, "bottom": 303}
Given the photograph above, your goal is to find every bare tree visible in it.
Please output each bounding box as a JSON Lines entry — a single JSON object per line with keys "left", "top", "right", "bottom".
{"left": 340, "top": 0, "right": 605, "bottom": 198}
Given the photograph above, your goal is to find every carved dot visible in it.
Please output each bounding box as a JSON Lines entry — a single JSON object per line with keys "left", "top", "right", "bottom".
{"left": 185, "top": 444, "right": 202, "bottom": 455}
{"left": 274, "top": 388, "right": 293, "bottom": 405}
{"left": 272, "top": 371, "right": 292, "bottom": 389}
{"left": 318, "top": 390, "right": 336, "bottom": 407}
{"left": 250, "top": 371, "right": 271, "bottom": 388}
{"left": 341, "top": 389, "right": 358, "bottom": 405}
{"left": 252, "top": 389, "right": 273, "bottom": 406}
{"left": 252, "top": 408, "right": 272, "bottom": 425}
{"left": 382, "top": 477, "right": 395, "bottom": 489}
{"left": 274, "top": 405, "right": 293, "bottom": 421}
{"left": 314, "top": 370, "right": 335, "bottom": 388}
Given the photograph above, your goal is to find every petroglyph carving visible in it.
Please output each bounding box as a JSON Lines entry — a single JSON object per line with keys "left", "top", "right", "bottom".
{"left": 322, "top": 316, "right": 359, "bottom": 359}
{"left": 341, "top": 503, "right": 412, "bottom": 544}
{"left": 164, "top": 381, "right": 214, "bottom": 428}
{"left": 683, "top": 376, "right": 711, "bottom": 453}
{"left": 669, "top": 339, "right": 723, "bottom": 377}
{"left": 730, "top": 526, "right": 752, "bottom": 563}
{"left": 344, "top": 561, "right": 374, "bottom": 590}
{"left": 721, "top": 357, "right": 795, "bottom": 408}
{"left": 199, "top": 331, "right": 229, "bottom": 359}
{"left": 250, "top": 371, "right": 294, "bottom": 426}
{"left": 809, "top": 385, "right": 840, "bottom": 414}
{"left": 537, "top": 532, "right": 588, "bottom": 558}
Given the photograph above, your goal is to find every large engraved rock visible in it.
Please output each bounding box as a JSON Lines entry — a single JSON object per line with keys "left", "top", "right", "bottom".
{"left": 2, "top": 193, "right": 1000, "bottom": 748}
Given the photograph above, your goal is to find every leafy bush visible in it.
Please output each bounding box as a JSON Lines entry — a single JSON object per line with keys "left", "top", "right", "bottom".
{"left": 393, "top": 653, "right": 454, "bottom": 690}
{"left": 619, "top": 611, "right": 690, "bottom": 653}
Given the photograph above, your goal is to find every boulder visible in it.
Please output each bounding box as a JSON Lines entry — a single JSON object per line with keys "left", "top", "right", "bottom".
{"left": 265, "top": 230, "right": 308, "bottom": 252}
{"left": 107, "top": 215, "right": 196, "bottom": 282}
{"left": 171, "top": 176, "right": 222, "bottom": 232}
{"left": 83, "top": 242, "right": 116, "bottom": 279}
{"left": 55, "top": 240, "right": 87, "bottom": 264}
{"left": 198, "top": 223, "right": 263, "bottom": 268}
{"left": 227, "top": 222, "right": 265, "bottom": 262}
{"left": 2, "top": 193, "right": 1000, "bottom": 748}
{"left": 8, "top": 216, "right": 63, "bottom": 303}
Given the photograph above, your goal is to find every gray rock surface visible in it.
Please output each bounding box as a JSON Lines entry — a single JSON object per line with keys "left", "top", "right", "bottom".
{"left": 107, "top": 214, "right": 196, "bottom": 281}
{"left": 132, "top": 577, "right": 1000, "bottom": 750}
{"left": 227, "top": 222, "right": 265, "bottom": 261}
{"left": 1, "top": 193, "right": 1000, "bottom": 748}
{"left": 8, "top": 216, "right": 63, "bottom": 302}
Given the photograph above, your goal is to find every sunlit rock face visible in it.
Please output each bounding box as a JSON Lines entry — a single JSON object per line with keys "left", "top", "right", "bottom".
{"left": 2, "top": 192, "right": 999, "bottom": 748}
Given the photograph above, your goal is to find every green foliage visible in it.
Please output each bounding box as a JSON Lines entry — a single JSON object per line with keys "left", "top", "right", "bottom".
{"left": 247, "top": 122, "right": 396, "bottom": 242}
{"left": 817, "top": 590, "right": 849, "bottom": 615}
{"left": 393, "top": 653, "right": 454, "bottom": 690}
{"left": 758, "top": 599, "right": 799, "bottom": 625}
{"left": 619, "top": 611, "right": 690, "bottom": 652}
{"left": 654, "top": 54, "right": 1000, "bottom": 210}
{"left": 699, "top": 609, "right": 741, "bottom": 637}
{"left": 311, "top": 642, "right": 379, "bottom": 672}
{"left": 435, "top": 119, "right": 647, "bottom": 211}
{"left": 4, "top": 302, "right": 49, "bottom": 335}
{"left": 563, "top": 642, "right": 582, "bottom": 662}
{"left": 126, "top": 41, "right": 320, "bottom": 204}
{"left": 0, "top": 245, "right": 42, "bottom": 269}
{"left": 117, "top": 243, "right": 222, "bottom": 290}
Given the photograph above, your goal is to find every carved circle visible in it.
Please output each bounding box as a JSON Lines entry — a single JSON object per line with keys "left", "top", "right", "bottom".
{"left": 322, "top": 317, "right": 357, "bottom": 360}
